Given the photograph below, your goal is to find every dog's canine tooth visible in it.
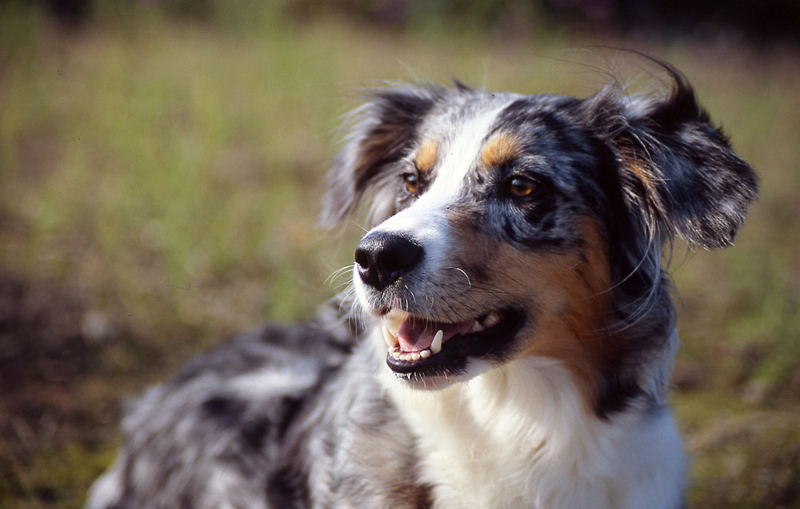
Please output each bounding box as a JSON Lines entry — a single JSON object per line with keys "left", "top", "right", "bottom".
{"left": 384, "top": 309, "right": 409, "bottom": 333}
{"left": 382, "top": 326, "right": 399, "bottom": 347}
{"left": 431, "top": 330, "right": 443, "bottom": 354}
{"left": 482, "top": 312, "right": 501, "bottom": 328}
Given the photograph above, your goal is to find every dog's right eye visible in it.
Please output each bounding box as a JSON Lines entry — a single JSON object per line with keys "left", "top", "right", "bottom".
{"left": 508, "top": 176, "right": 536, "bottom": 198}
{"left": 402, "top": 173, "right": 420, "bottom": 195}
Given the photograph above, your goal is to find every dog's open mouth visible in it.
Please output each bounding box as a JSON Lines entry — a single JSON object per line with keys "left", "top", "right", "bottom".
{"left": 380, "top": 308, "right": 525, "bottom": 378}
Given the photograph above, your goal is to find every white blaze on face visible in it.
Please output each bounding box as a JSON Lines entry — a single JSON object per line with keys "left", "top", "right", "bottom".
{"left": 354, "top": 101, "right": 512, "bottom": 311}
{"left": 368, "top": 103, "right": 512, "bottom": 249}
{"left": 427, "top": 103, "right": 512, "bottom": 199}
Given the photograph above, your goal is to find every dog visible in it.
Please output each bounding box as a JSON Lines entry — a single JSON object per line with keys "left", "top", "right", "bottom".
{"left": 87, "top": 60, "right": 757, "bottom": 509}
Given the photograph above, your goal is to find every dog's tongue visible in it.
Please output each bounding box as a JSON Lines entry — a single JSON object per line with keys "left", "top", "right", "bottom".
{"left": 396, "top": 317, "right": 474, "bottom": 352}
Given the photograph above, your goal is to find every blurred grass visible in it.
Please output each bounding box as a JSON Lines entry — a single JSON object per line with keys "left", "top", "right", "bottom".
{"left": 0, "top": 3, "right": 798, "bottom": 508}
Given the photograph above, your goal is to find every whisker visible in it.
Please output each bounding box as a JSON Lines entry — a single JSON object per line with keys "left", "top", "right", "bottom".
{"left": 444, "top": 267, "right": 472, "bottom": 287}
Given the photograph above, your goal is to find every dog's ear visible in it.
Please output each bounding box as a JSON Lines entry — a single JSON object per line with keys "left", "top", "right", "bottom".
{"left": 588, "top": 65, "right": 758, "bottom": 249}
{"left": 321, "top": 85, "right": 445, "bottom": 228}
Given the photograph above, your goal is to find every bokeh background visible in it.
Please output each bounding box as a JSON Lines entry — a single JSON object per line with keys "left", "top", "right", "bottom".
{"left": 1, "top": 1, "right": 798, "bottom": 507}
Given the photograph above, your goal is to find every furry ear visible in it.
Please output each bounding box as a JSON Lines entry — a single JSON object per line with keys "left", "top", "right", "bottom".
{"left": 590, "top": 64, "right": 758, "bottom": 249}
{"left": 320, "top": 85, "right": 446, "bottom": 228}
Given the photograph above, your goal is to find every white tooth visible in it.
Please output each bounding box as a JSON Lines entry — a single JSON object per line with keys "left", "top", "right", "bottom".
{"left": 483, "top": 312, "right": 500, "bottom": 328}
{"left": 411, "top": 352, "right": 421, "bottom": 361}
{"left": 382, "top": 326, "right": 398, "bottom": 347}
{"left": 384, "top": 309, "right": 409, "bottom": 333}
{"left": 470, "top": 321, "right": 484, "bottom": 333}
{"left": 420, "top": 349, "right": 431, "bottom": 358}
{"left": 431, "top": 330, "right": 443, "bottom": 354}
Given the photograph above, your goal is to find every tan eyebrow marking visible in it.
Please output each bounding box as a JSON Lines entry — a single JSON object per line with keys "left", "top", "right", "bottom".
{"left": 414, "top": 138, "right": 439, "bottom": 172}
{"left": 481, "top": 132, "right": 521, "bottom": 168}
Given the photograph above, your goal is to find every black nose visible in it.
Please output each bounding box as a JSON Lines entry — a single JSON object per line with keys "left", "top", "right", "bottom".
{"left": 354, "top": 232, "right": 424, "bottom": 291}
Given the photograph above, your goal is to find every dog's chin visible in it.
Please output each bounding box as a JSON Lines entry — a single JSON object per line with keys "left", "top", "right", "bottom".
{"left": 374, "top": 307, "right": 527, "bottom": 390}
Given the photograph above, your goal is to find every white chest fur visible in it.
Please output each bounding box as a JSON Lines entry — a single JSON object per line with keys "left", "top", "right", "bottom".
{"left": 383, "top": 357, "right": 686, "bottom": 509}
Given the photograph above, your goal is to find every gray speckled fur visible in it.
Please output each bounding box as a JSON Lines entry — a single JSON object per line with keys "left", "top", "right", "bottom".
{"left": 88, "top": 311, "right": 433, "bottom": 509}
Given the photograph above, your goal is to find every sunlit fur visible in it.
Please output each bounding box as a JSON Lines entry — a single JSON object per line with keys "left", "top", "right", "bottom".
{"left": 88, "top": 61, "right": 756, "bottom": 509}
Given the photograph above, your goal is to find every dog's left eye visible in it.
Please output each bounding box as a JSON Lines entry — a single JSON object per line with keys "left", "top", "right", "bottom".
{"left": 402, "top": 172, "right": 420, "bottom": 195}
{"left": 508, "top": 177, "right": 535, "bottom": 198}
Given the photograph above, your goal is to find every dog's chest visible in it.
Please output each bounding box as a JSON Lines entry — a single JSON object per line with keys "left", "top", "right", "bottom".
{"left": 383, "top": 365, "right": 586, "bottom": 508}
{"left": 419, "top": 435, "right": 546, "bottom": 509}
{"left": 381, "top": 361, "right": 649, "bottom": 509}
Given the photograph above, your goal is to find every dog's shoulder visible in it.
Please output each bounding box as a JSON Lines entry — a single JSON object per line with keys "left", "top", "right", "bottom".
{"left": 86, "top": 309, "right": 360, "bottom": 509}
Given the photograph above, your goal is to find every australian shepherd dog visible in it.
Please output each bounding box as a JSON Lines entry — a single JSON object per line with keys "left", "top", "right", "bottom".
{"left": 88, "top": 60, "right": 757, "bottom": 509}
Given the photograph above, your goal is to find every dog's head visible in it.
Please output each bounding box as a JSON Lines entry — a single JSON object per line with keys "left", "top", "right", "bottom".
{"left": 323, "top": 64, "right": 757, "bottom": 416}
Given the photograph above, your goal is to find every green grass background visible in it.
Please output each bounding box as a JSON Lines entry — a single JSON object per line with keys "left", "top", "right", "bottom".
{"left": 1, "top": 3, "right": 798, "bottom": 508}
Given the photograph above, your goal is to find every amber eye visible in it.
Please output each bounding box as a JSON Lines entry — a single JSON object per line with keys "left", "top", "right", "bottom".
{"left": 508, "top": 177, "right": 535, "bottom": 197}
{"left": 402, "top": 173, "right": 420, "bottom": 194}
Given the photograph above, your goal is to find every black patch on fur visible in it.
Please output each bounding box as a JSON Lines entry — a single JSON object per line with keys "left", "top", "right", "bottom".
{"left": 353, "top": 92, "right": 436, "bottom": 192}
{"left": 274, "top": 395, "right": 304, "bottom": 439}
{"left": 494, "top": 96, "right": 579, "bottom": 128}
{"left": 266, "top": 466, "right": 308, "bottom": 509}
{"left": 594, "top": 366, "right": 645, "bottom": 419}
{"left": 239, "top": 416, "right": 271, "bottom": 451}
{"left": 201, "top": 395, "right": 246, "bottom": 424}
{"left": 322, "top": 86, "right": 448, "bottom": 226}
{"left": 178, "top": 492, "right": 194, "bottom": 509}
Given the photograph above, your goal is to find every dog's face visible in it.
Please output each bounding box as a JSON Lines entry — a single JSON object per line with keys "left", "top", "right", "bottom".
{"left": 349, "top": 94, "right": 617, "bottom": 387}
{"left": 324, "top": 68, "right": 757, "bottom": 407}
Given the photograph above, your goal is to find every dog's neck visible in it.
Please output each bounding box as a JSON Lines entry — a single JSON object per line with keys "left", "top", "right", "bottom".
{"left": 374, "top": 327, "right": 685, "bottom": 509}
